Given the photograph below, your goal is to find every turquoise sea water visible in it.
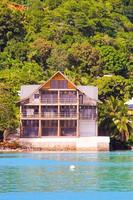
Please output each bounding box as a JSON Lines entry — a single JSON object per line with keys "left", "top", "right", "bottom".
{"left": 0, "top": 151, "right": 133, "bottom": 200}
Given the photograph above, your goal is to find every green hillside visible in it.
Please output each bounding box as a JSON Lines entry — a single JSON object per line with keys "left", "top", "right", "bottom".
{"left": 0, "top": 0, "right": 133, "bottom": 140}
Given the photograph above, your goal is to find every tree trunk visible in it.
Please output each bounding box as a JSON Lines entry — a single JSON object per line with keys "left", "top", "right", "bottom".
{"left": 3, "top": 129, "right": 9, "bottom": 142}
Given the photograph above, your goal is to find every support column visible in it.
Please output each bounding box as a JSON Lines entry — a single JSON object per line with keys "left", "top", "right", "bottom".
{"left": 38, "top": 91, "right": 41, "bottom": 137}
{"left": 57, "top": 120, "right": 60, "bottom": 137}
{"left": 57, "top": 90, "right": 60, "bottom": 136}
{"left": 95, "top": 107, "right": 98, "bottom": 136}
{"left": 76, "top": 91, "right": 79, "bottom": 137}
{"left": 38, "top": 119, "right": 41, "bottom": 137}
{"left": 20, "top": 105, "right": 22, "bottom": 137}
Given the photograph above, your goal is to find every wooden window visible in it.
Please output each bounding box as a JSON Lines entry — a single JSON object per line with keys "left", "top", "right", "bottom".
{"left": 34, "top": 94, "right": 39, "bottom": 99}
{"left": 41, "top": 120, "right": 58, "bottom": 136}
{"left": 79, "top": 106, "right": 96, "bottom": 119}
{"left": 22, "top": 120, "right": 39, "bottom": 127}
{"left": 60, "top": 120, "right": 77, "bottom": 127}
{"left": 51, "top": 80, "right": 68, "bottom": 89}
{"left": 60, "top": 120, "right": 77, "bottom": 136}
{"left": 41, "top": 91, "right": 58, "bottom": 103}
{"left": 42, "top": 120, "right": 58, "bottom": 127}
{"left": 22, "top": 120, "right": 39, "bottom": 137}
{"left": 60, "top": 80, "right": 67, "bottom": 88}
{"left": 51, "top": 80, "right": 58, "bottom": 88}
{"left": 60, "top": 106, "right": 77, "bottom": 117}
{"left": 60, "top": 91, "right": 77, "bottom": 103}
{"left": 79, "top": 95, "right": 83, "bottom": 104}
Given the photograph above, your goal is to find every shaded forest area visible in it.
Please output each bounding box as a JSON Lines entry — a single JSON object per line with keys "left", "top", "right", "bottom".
{"left": 0, "top": 0, "right": 133, "bottom": 143}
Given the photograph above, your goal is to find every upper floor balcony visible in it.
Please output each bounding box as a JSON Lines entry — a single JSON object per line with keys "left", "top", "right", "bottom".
{"left": 21, "top": 105, "right": 97, "bottom": 120}
{"left": 41, "top": 98, "right": 78, "bottom": 104}
{"left": 21, "top": 112, "right": 78, "bottom": 119}
{"left": 40, "top": 90, "right": 78, "bottom": 104}
{"left": 21, "top": 112, "right": 97, "bottom": 120}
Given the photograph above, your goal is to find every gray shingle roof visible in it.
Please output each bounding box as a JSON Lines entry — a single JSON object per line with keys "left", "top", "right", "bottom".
{"left": 20, "top": 85, "right": 40, "bottom": 100}
{"left": 77, "top": 86, "right": 98, "bottom": 100}
{"left": 20, "top": 85, "right": 98, "bottom": 101}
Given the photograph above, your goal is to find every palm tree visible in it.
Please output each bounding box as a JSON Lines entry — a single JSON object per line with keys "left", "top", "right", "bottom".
{"left": 103, "top": 96, "right": 133, "bottom": 142}
{"left": 113, "top": 115, "right": 132, "bottom": 141}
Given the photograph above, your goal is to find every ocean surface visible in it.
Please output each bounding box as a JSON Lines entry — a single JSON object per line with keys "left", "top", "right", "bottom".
{"left": 0, "top": 151, "right": 133, "bottom": 200}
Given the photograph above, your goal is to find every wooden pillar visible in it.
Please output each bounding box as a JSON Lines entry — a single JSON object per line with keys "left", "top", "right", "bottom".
{"left": 38, "top": 119, "right": 41, "bottom": 137}
{"left": 20, "top": 105, "right": 22, "bottom": 137}
{"left": 57, "top": 120, "right": 60, "bottom": 137}
{"left": 38, "top": 91, "right": 41, "bottom": 137}
{"left": 96, "top": 106, "right": 98, "bottom": 136}
{"left": 57, "top": 90, "right": 60, "bottom": 136}
{"left": 76, "top": 91, "right": 79, "bottom": 137}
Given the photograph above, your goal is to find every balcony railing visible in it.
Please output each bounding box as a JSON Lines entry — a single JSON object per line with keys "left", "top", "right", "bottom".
{"left": 21, "top": 112, "right": 78, "bottom": 118}
{"left": 40, "top": 98, "right": 78, "bottom": 104}
{"left": 41, "top": 98, "right": 58, "bottom": 104}
{"left": 41, "top": 112, "right": 77, "bottom": 118}
{"left": 41, "top": 113, "right": 58, "bottom": 118}
{"left": 21, "top": 112, "right": 39, "bottom": 118}
{"left": 60, "top": 98, "right": 77, "bottom": 104}
{"left": 21, "top": 112, "right": 97, "bottom": 119}
{"left": 60, "top": 112, "right": 77, "bottom": 118}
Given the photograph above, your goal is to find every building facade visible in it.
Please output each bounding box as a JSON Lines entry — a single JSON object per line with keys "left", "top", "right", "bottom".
{"left": 19, "top": 71, "right": 98, "bottom": 138}
{"left": 19, "top": 71, "right": 110, "bottom": 151}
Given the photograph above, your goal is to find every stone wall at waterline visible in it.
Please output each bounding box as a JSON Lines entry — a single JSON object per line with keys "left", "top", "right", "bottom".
{"left": 19, "top": 137, "right": 110, "bottom": 151}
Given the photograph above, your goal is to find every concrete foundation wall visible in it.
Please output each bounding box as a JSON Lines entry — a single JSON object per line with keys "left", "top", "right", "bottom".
{"left": 19, "top": 136, "right": 110, "bottom": 151}
{"left": 79, "top": 120, "right": 97, "bottom": 136}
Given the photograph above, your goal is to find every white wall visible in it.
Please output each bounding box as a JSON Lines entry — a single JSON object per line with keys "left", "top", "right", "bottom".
{"left": 19, "top": 136, "right": 110, "bottom": 151}
{"left": 79, "top": 120, "right": 97, "bottom": 137}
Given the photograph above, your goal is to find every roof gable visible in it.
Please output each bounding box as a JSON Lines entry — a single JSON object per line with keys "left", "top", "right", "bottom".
{"left": 19, "top": 71, "right": 98, "bottom": 103}
{"left": 41, "top": 71, "right": 77, "bottom": 90}
{"left": 19, "top": 71, "right": 78, "bottom": 102}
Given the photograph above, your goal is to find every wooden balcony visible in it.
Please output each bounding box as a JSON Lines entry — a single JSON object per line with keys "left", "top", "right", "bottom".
{"left": 21, "top": 111, "right": 97, "bottom": 120}
{"left": 21, "top": 112, "right": 78, "bottom": 119}
{"left": 40, "top": 98, "right": 78, "bottom": 104}
{"left": 41, "top": 112, "right": 58, "bottom": 118}
{"left": 60, "top": 98, "right": 78, "bottom": 104}
{"left": 21, "top": 113, "right": 39, "bottom": 118}
{"left": 41, "top": 98, "right": 58, "bottom": 104}
{"left": 60, "top": 112, "right": 77, "bottom": 118}
{"left": 41, "top": 112, "right": 78, "bottom": 119}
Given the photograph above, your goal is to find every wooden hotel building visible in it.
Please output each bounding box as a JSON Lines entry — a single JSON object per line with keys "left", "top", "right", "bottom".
{"left": 19, "top": 71, "right": 110, "bottom": 150}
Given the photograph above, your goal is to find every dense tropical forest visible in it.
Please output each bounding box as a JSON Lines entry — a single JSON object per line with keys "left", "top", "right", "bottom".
{"left": 0, "top": 0, "right": 133, "bottom": 144}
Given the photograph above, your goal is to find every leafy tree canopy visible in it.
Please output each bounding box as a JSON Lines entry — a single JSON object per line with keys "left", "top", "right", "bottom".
{"left": 0, "top": 0, "right": 132, "bottom": 135}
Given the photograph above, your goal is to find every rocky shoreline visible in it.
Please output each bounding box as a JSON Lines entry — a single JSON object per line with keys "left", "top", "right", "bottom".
{"left": 0, "top": 141, "right": 32, "bottom": 152}
{"left": 0, "top": 141, "right": 77, "bottom": 152}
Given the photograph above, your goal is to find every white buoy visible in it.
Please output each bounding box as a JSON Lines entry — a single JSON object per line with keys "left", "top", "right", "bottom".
{"left": 69, "top": 165, "right": 76, "bottom": 170}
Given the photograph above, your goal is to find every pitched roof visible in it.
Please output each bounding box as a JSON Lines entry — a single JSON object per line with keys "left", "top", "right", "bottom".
{"left": 20, "top": 85, "right": 40, "bottom": 100}
{"left": 19, "top": 72, "right": 98, "bottom": 102}
{"left": 40, "top": 71, "right": 77, "bottom": 90}
{"left": 20, "top": 85, "right": 98, "bottom": 102}
{"left": 19, "top": 71, "right": 78, "bottom": 102}
{"left": 77, "top": 86, "right": 98, "bottom": 101}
